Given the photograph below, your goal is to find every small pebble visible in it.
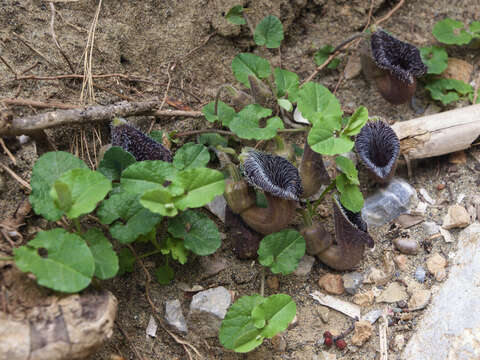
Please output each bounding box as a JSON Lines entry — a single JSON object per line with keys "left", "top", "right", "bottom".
{"left": 426, "top": 253, "right": 447, "bottom": 281}
{"left": 267, "top": 276, "right": 279, "bottom": 290}
{"left": 272, "top": 334, "right": 287, "bottom": 352}
{"left": 393, "top": 237, "right": 419, "bottom": 255}
{"left": 342, "top": 272, "right": 364, "bottom": 295}
{"left": 437, "top": 183, "right": 445, "bottom": 191}
{"left": 414, "top": 266, "right": 426, "bottom": 283}
{"left": 318, "top": 274, "right": 344, "bottom": 295}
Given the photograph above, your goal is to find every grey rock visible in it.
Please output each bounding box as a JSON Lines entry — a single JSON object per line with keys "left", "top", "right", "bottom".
{"left": 188, "top": 286, "right": 231, "bottom": 338}
{"left": 146, "top": 315, "right": 158, "bottom": 337}
{"left": 423, "top": 221, "right": 440, "bottom": 235}
{"left": 402, "top": 223, "right": 480, "bottom": 359}
{"left": 414, "top": 266, "right": 426, "bottom": 283}
{"left": 362, "top": 178, "right": 417, "bottom": 227}
{"left": 293, "top": 255, "right": 315, "bottom": 276}
{"left": 165, "top": 299, "right": 187, "bottom": 333}
{"left": 362, "top": 309, "right": 383, "bottom": 324}
{"left": 205, "top": 195, "right": 226, "bottom": 223}
{"left": 342, "top": 272, "right": 364, "bottom": 295}
{"left": 393, "top": 237, "right": 419, "bottom": 254}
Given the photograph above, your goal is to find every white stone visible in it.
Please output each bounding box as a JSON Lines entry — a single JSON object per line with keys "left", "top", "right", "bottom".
{"left": 165, "top": 299, "right": 187, "bottom": 333}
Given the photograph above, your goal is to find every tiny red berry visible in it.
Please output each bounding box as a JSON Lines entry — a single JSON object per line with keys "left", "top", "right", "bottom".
{"left": 323, "top": 331, "right": 333, "bottom": 339}
{"left": 324, "top": 337, "right": 333, "bottom": 347}
{"left": 335, "top": 339, "right": 347, "bottom": 350}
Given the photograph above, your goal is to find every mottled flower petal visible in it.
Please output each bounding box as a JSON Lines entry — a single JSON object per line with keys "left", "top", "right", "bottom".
{"left": 355, "top": 120, "right": 400, "bottom": 182}
{"left": 371, "top": 30, "right": 427, "bottom": 84}
{"left": 111, "top": 119, "right": 172, "bottom": 162}
{"left": 243, "top": 151, "right": 303, "bottom": 200}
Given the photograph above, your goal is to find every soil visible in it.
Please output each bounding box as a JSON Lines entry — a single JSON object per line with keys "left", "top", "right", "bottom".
{"left": 1, "top": 1, "right": 479, "bottom": 359}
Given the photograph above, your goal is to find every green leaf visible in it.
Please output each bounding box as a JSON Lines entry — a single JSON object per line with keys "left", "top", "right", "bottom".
{"left": 155, "top": 264, "right": 175, "bottom": 285}
{"left": 251, "top": 294, "right": 296, "bottom": 338}
{"left": 167, "top": 210, "right": 221, "bottom": 255}
{"left": 98, "top": 146, "right": 136, "bottom": 181}
{"left": 219, "top": 295, "right": 265, "bottom": 352}
{"left": 140, "top": 187, "right": 179, "bottom": 217}
{"left": 327, "top": 58, "right": 340, "bottom": 69}
{"left": 83, "top": 228, "right": 119, "bottom": 280}
{"left": 297, "top": 82, "right": 343, "bottom": 127}
{"left": 228, "top": 104, "right": 284, "bottom": 140}
{"left": 118, "top": 247, "right": 135, "bottom": 275}
{"left": 335, "top": 174, "right": 364, "bottom": 212}
{"left": 120, "top": 160, "right": 178, "bottom": 194}
{"left": 50, "top": 169, "right": 111, "bottom": 219}
{"left": 149, "top": 130, "right": 164, "bottom": 143}
{"left": 173, "top": 168, "right": 226, "bottom": 210}
{"left": 14, "top": 228, "right": 94, "bottom": 293}
{"left": 335, "top": 156, "right": 359, "bottom": 185}
{"left": 278, "top": 98, "right": 293, "bottom": 111}
{"left": 470, "top": 21, "right": 480, "bottom": 36}
{"left": 173, "top": 142, "right": 210, "bottom": 170}
{"left": 257, "top": 229, "right": 305, "bottom": 275}
{"left": 420, "top": 46, "right": 448, "bottom": 75}
{"left": 433, "top": 18, "right": 472, "bottom": 45}
{"left": 161, "top": 237, "right": 188, "bottom": 264}
{"left": 425, "top": 78, "right": 473, "bottom": 105}
{"left": 51, "top": 181, "right": 72, "bottom": 213}
{"left": 314, "top": 45, "right": 334, "bottom": 66}
{"left": 197, "top": 133, "right": 228, "bottom": 147}
{"left": 254, "top": 15, "right": 284, "bottom": 48}
{"left": 469, "top": 88, "right": 480, "bottom": 104}
{"left": 343, "top": 106, "right": 368, "bottom": 136}
{"left": 30, "top": 151, "right": 88, "bottom": 221}
{"left": 202, "top": 101, "right": 236, "bottom": 126}
{"left": 98, "top": 190, "right": 162, "bottom": 243}
{"left": 308, "top": 126, "right": 354, "bottom": 156}
{"left": 225, "top": 5, "right": 246, "bottom": 25}
{"left": 231, "top": 53, "right": 272, "bottom": 88}
{"left": 274, "top": 67, "right": 299, "bottom": 102}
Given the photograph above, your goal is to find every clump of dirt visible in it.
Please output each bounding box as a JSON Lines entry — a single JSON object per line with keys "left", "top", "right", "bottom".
{"left": 1, "top": 0, "right": 479, "bottom": 359}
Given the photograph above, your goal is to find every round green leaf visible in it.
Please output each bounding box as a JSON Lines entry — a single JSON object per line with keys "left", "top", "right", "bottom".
{"left": 13, "top": 228, "right": 94, "bottom": 293}
{"left": 83, "top": 228, "right": 119, "bottom": 280}
{"left": 121, "top": 160, "right": 178, "bottom": 194}
{"left": 314, "top": 45, "right": 334, "bottom": 66}
{"left": 197, "top": 133, "right": 228, "bottom": 148}
{"left": 228, "top": 104, "right": 284, "bottom": 140}
{"left": 308, "top": 127, "right": 354, "bottom": 156}
{"left": 167, "top": 210, "right": 221, "bottom": 255}
{"left": 425, "top": 78, "right": 473, "bottom": 105}
{"left": 50, "top": 168, "right": 112, "bottom": 219}
{"left": 335, "top": 156, "right": 359, "bottom": 185}
{"left": 98, "top": 146, "right": 137, "bottom": 181}
{"left": 297, "top": 82, "right": 342, "bottom": 127}
{"left": 173, "top": 168, "right": 225, "bottom": 210}
{"left": 155, "top": 264, "right": 175, "bottom": 285}
{"left": 219, "top": 295, "right": 265, "bottom": 352}
{"left": 420, "top": 46, "right": 448, "bottom": 75}
{"left": 433, "top": 18, "right": 472, "bottom": 45}
{"left": 225, "top": 5, "right": 246, "bottom": 25}
{"left": 257, "top": 229, "right": 305, "bottom": 275}
{"left": 278, "top": 98, "right": 293, "bottom": 111}
{"left": 30, "top": 151, "right": 88, "bottom": 221}
{"left": 254, "top": 15, "right": 284, "bottom": 48}
{"left": 202, "top": 101, "right": 236, "bottom": 126}
{"left": 343, "top": 106, "right": 368, "bottom": 136}
{"left": 140, "top": 188, "right": 178, "bottom": 217}
{"left": 336, "top": 174, "right": 364, "bottom": 212}
{"left": 251, "top": 294, "right": 296, "bottom": 338}
{"left": 231, "top": 53, "right": 272, "bottom": 88}
{"left": 118, "top": 247, "right": 135, "bottom": 275}
{"left": 274, "top": 67, "right": 299, "bottom": 102}
{"left": 173, "top": 142, "right": 210, "bottom": 170}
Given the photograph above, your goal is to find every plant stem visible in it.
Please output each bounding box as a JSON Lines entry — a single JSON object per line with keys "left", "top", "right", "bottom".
{"left": 0, "top": 257, "right": 14, "bottom": 261}
{"left": 331, "top": 33, "right": 367, "bottom": 53}
{"left": 298, "top": 207, "right": 313, "bottom": 227}
{"left": 312, "top": 181, "right": 336, "bottom": 209}
{"left": 73, "top": 218, "right": 82, "bottom": 234}
{"left": 214, "top": 84, "right": 232, "bottom": 116}
{"left": 174, "top": 127, "right": 307, "bottom": 138}
{"left": 139, "top": 248, "right": 164, "bottom": 259}
{"left": 260, "top": 266, "right": 265, "bottom": 297}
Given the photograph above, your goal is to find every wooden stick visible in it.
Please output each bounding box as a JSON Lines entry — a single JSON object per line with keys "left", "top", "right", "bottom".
{"left": 0, "top": 100, "right": 202, "bottom": 136}
{"left": 391, "top": 104, "right": 480, "bottom": 160}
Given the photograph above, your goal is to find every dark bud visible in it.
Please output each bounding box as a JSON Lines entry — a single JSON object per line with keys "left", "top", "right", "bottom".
{"left": 334, "top": 339, "right": 347, "bottom": 350}
{"left": 355, "top": 120, "right": 400, "bottom": 183}
{"left": 243, "top": 151, "right": 303, "bottom": 200}
{"left": 111, "top": 118, "right": 172, "bottom": 162}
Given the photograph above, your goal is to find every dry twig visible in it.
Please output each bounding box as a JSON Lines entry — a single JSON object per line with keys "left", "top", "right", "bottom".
{"left": 0, "top": 54, "right": 18, "bottom": 77}
{"left": 0, "top": 164, "right": 31, "bottom": 191}
{"left": 0, "top": 138, "right": 16, "bottom": 164}
{"left": 49, "top": 2, "right": 75, "bottom": 73}
{"left": 375, "top": 0, "right": 405, "bottom": 26}
{"left": 1, "top": 98, "right": 78, "bottom": 110}
{"left": 0, "top": 100, "right": 202, "bottom": 136}
{"left": 115, "top": 321, "right": 144, "bottom": 360}
{"left": 13, "top": 33, "right": 55, "bottom": 67}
